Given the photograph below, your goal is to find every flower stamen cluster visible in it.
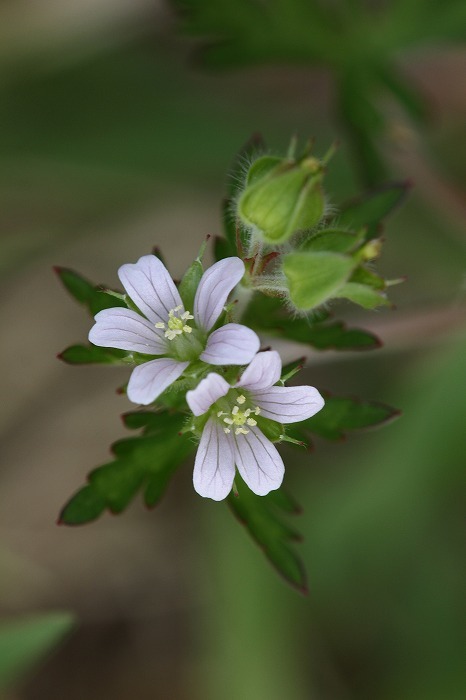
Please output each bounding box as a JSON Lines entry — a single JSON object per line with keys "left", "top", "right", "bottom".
{"left": 217, "top": 395, "right": 261, "bottom": 435}
{"left": 155, "top": 305, "right": 194, "bottom": 340}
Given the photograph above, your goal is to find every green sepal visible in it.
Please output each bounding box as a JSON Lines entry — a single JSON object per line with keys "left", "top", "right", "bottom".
{"left": 301, "top": 228, "right": 365, "bottom": 254}
{"left": 288, "top": 393, "right": 400, "bottom": 442}
{"left": 336, "top": 282, "right": 390, "bottom": 309}
{"left": 178, "top": 258, "right": 203, "bottom": 310}
{"left": 283, "top": 251, "right": 355, "bottom": 310}
{"left": 58, "top": 344, "right": 129, "bottom": 365}
{"left": 256, "top": 416, "right": 284, "bottom": 443}
{"left": 338, "top": 182, "right": 410, "bottom": 238}
{"left": 280, "top": 357, "right": 306, "bottom": 382}
{"left": 245, "top": 155, "right": 283, "bottom": 187}
{"left": 59, "top": 411, "right": 195, "bottom": 525}
{"left": 349, "top": 265, "right": 386, "bottom": 290}
{"left": 227, "top": 476, "right": 307, "bottom": 593}
{"left": 54, "top": 267, "right": 127, "bottom": 315}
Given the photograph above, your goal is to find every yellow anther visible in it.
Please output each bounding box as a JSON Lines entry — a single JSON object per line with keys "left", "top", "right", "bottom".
{"left": 155, "top": 322, "right": 165, "bottom": 329}
{"left": 224, "top": 428, "right": 231, "bottom": 434}
{"left": 235, "top": 427, "right": 249, "bottom": 436}
{"left": 217, "top": 411, "right": 225, "bottom": 417}
{"left": 236, "top": 395, "right": 246, "bottom": 404}
{"left": 246, "top": 418, "right": 257, "bottom": 427}
{"left": 164, "top": 306, "right": 194, "bottom": 341}
{"left": 232, "top": 406, "right": 239, "bottom": 416}
{"left": 254, "top": 407, "right": 261, "bottom": 415}
{"left": 223, "top": 417, "right": 234, "bottom": 425}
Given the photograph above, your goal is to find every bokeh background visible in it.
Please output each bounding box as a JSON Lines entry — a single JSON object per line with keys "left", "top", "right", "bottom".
{"left": 0, "top": 1, "right": 465, "bottom": 698}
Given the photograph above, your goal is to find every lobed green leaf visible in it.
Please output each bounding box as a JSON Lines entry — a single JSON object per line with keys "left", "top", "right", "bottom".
{"left": 58, "top": 344, "right": 129, "bottom": 365}
{"left": 227, "top": 476, "right": 307, "bottom": 593}
{"left": 242, "top": 293, "right": 381, "bottom": 351}
{"left": 288, "top": 393, "right": 400, "bottom": 442}
{"left": 338, "top": 182, "right": 410, "bottom": 236}
{"left": 54, "top": 267, "right": 127, "bottom": 315}
{"left": 59, "top": 411, "right": 195, "bottom": 525}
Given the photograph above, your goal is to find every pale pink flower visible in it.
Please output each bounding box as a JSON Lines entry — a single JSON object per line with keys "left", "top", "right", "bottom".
{"left": 186, "top": 351, "right": 325, "bottom": 500}
{"left": 89, "top": 255, "right": 259, "bottom": 405}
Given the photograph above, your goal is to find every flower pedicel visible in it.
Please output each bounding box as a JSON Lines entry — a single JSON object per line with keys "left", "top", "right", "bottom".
{"left": 89, "top": 255, "right": 260, "bottom": 405}
{"left": 187, "top": 351, "right": 325, "bottom": 500}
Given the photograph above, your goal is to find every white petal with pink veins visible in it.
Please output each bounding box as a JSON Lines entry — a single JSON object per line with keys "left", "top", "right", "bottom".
{"left": 194, "top": 257, "right": 245, "bottom": 331}
{"left": 118, "top": 255, "right": 183, "bottom": 325}
{"left": 127, "top": 358, "right": 189, "bottom": 405}
{"left": 186, "top": 373, "right": 230, "bottom": 416}
{"left": 200, "top": 323, "right": 260, "bottom": 365}
{"left": 89, "top": 307, "right": 167, "bottom": 354}
{"left": 233, "top": 427, "right": 284, "bottom": 496}
{"left": 252, "top": 386, "right": 325, "bottom": 423}
{"left": 193, "top": 419, "right": 235, "bottom": 501}
{"left": 236, "top": 350, "right": 282, "bottom": 391}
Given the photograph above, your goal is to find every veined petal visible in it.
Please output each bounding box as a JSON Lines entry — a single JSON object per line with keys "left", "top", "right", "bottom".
{"left": 194, "top": 257, "right": 245, "bottom": 331}
{"left": 193, "top": 419, "right": 235, "bottom": 501}
{"left": 186, "top": 373, "right": 230, "bottom": 416}
{"left": 200, "top": 324, "right": 260, "bottom": 366}
{"left": 236, "top": 350, "right": 282, "bottom": 391}
{"left": 118, "top": 255, "right": 183, "bottom": 325}
{"left": 127, "top": 358, "right": 189, "bottom": 405}
{"left": 233, "top": 427, "right": 284, "bottom": 496}
{"left": 252, "top": 386, "right": 325, "bottom": 423}
{"left": 89, "top": 307, "right": 167, "bottom": 354}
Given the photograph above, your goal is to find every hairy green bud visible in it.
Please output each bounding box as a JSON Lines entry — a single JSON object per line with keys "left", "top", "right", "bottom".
{"left": 237, "top": 155, "right": 326, "bottom": 245}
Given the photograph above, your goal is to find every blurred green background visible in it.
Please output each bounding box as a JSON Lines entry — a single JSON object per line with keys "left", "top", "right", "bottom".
{"left": 0, "top": 1, "right": 465, "bottom": 698}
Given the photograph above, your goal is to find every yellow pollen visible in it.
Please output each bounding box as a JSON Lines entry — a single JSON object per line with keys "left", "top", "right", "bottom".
{"left": 218, "top": 398, "right": 262, "bottom": 437}
{"left": 163, "top": 306, "right": 194, "bottom": 340}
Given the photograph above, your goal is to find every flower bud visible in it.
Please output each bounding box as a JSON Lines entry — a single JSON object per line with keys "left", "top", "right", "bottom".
{"left": 237, "top": 155, "right": 326, "bottom": 245}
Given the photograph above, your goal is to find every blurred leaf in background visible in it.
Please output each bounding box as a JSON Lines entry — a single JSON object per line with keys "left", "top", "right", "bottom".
{"left": 0, "top": 613, "right": 75, "bottom": 693}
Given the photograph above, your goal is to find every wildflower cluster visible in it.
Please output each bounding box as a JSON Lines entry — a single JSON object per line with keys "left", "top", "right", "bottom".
{"left": 89, "top": 253, "right": 324, "bottom": 500}
{"left": 57, "top": 137, "right": 402, "bottom": 590}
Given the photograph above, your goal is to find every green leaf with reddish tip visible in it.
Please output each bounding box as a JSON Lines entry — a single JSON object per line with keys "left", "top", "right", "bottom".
{"left": 59, "top": 344, "right": 129, "bottom": 365}
{"left": 59, "top": 412, "right": 195, "bottom": 525}
{"left": 288, "top": 393, "right": 400, "bottom": 442}
{"left": 338, "top": 182, "right": 410, "bottom": 236}
{"left": 55, "top": 267, "right": 127, "bottom": 315}
{"left": 301, "top": 228, "right": 364, "bottom": 254}
{"left": 242, "top": 293, "right": 381, "bottom": 351}
{"left": 227, "top": 476, "right": 307, "bottom": 593}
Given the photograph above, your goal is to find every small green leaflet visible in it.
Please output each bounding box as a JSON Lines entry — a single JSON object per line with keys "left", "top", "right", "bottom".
{"left": 0, "top": 613, "right": 75, "bottom": 691}
{"left": 58, "top": 344, "right": 129, "bottom": 365}
{"left": 288, "top": 393, "right": 400, "bottom": 443}
{"left": 228, "top": 476, "right": 307, "bottom": 593}
{"left": 59, "top": 411, "right": 195, "bottom": 525}
{"left": 242, "top": 293, "right": 381, "bottom": 350}
{"left": 54, "top": 267, "right": 126, "bottom": 315}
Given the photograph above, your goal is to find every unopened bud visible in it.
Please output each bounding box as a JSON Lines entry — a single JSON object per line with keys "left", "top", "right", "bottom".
{"left": 237, "top": 155, "right": 326, "bottom": 245}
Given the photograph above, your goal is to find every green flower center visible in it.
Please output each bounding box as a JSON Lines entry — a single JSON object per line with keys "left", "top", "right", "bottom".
{"left": 155, "top": 305, "right": 194, "bottom": 340}
{"left": 216, "top": 393, "right": 261, "bottom": 436}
